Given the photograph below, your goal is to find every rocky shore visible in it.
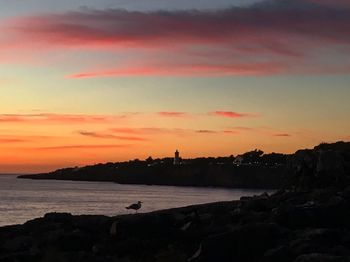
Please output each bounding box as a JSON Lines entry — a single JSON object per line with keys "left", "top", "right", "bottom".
{"left": 1, "top": 142, "right": 350, "bottom": 262}
{"left": 2, "top": 187, "right": 350, "bottom": 262}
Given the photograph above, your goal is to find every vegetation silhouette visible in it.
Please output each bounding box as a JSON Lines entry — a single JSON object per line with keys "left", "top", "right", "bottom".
{"left": 19, "top": 149, "right": 289, "bottom": 189}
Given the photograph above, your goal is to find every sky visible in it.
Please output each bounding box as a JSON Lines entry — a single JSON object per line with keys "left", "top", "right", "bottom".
{"left": 0, "top": 0, "right": 349, "bottom": 173}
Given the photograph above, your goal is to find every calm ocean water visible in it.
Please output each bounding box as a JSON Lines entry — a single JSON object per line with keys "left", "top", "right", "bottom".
{"left": 0, "top": 175, "right": 269, "bottom": 227}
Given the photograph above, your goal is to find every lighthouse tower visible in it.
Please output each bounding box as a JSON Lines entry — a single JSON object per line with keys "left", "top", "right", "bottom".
{"left": 174, "top": 150, "right": 180, "bottom": 165}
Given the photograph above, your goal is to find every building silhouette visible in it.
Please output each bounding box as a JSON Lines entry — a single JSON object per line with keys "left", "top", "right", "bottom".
{"left": 174, "top": 149, "right": 180, "bottom": 165}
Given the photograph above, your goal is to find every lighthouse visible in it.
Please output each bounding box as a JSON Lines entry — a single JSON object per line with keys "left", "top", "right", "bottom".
{"left": 174, "top": 149, "right": 180, "bottom": 165}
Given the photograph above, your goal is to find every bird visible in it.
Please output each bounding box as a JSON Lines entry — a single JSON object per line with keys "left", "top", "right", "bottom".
{"left": 125, "top": 201, "right": 142, "bottom": 213}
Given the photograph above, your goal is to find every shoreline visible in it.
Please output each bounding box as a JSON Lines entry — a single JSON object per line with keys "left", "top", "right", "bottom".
{"left": 2, "top": 175, "right": 270, "bottom": 228}
{"left": 17, "top": 175, "right": 280, "bottom": 190}
{"left": 1, "top": 142, "right": 349, "bottom": 261}
{"left": 2, "top": 187, "right": 350, "bottom": 261}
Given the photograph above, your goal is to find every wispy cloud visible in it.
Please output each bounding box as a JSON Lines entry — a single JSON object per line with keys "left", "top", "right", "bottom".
{"left": 157, "top": 112, "right": 190, "bottom": 118}
{"left": 224, "top": 126, "right": 293, "bottom": 138}
{"left": 0, "top": 135, "right": 58, "bottom": 144}
{"left": 78, "top": 131, "right": 148, "bottom": 141}
{"left": 223, "top": 130, "right": 240, "bottom": 135}
{"left": 0, "top": 138, "right": 29, "bottom": 143}
{"left": 109, "top": 127, "right": 229, "bottom": 136}
{"left": 35, "top": 144, "right": 130, "bottom": 150}
{"left": 110, "top": 127, "right": 220, "bottom": 136}
{"left": 66, "top": 63, "right": 284, "bottom": 78}
{"left": 111, "top": 127, "right": 191, "bottom": 137}
{"left": 196, "top": 130, "right": 218, "bottom": 134}
{"left": 210, "top": 111, "right": 259, "bottom": 118}
{"left": 110, "top": 127, "right": 171, "bottom": 135}
{"left": 273, "top": 133, "right": 292, "bottom": 137}
{"left": 0, "top": 113, "right": 130, "bottom": 124}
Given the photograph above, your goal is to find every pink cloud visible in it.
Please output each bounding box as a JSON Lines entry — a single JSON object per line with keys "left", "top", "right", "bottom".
{"left": 66, "top": 62, "right": 285, "bottom": 78}
{"left": 157, "top": 112, "right": 189, "bottom": 118}
{"left": 2, "top": 0, "right": 350, "bottom": 76}
{"left": 4, "top": 2, "right": 350, "bottom": 51}
{"left": 210, "top": 111, "right": 259, "bottom": 118}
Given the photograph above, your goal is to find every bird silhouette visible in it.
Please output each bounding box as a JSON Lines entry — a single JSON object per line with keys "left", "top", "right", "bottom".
{"left": 125, "top": 201, "right": 142, "bottom": 213}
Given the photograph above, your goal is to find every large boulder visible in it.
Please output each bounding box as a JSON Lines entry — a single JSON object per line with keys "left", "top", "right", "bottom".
{"left": 287, "top": 142, "right": 350, "bottom": 189}
{"left": 200, "top": 223, "right": 288, "bottom": 261}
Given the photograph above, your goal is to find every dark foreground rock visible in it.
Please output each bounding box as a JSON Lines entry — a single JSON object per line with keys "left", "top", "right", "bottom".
{"left": 2, "top": 187, "right": 350, "bottom": 262}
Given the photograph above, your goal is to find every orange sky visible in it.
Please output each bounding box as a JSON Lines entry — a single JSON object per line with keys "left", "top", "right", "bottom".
{"left": 0, "top": 107, "right": 349, "bottom": 173}
{"left": 0, "top": 0, "right": 350, "bottom": 173}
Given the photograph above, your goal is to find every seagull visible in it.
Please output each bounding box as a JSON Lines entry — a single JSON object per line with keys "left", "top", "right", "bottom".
{"left": 125, "top": 201, "right": 142, "bottom": 213}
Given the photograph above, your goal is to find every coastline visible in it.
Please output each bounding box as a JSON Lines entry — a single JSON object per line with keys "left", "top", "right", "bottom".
{"left": 18, "top": 164, "right": 286, "bottom": 190}
{"left": 1, "top": 187, "right": 350, "bottom": 262}
{"left": 2, "top": 142, "right": 349, "bottom": 261}
{"left": 16, "top": 175, "right": 282, "bottom": 190}
{"left": 1, "top": 175, "right": 266, "bottom": 227}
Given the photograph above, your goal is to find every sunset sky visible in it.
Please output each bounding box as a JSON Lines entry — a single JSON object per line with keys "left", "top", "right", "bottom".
{"left": 0, "top": 0, "right": 349, "bottom": 173}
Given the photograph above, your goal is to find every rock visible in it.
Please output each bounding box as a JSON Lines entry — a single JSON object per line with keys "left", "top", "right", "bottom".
{"left": 294, "top": 253, "right": 347, "bottom": 262}
{"left": 263, "top": 245, "right": 293, "bottom": 262}
{"left": 92, "top": 245, "right": 99, "bottom": 254}
{"left": 289, "top": 238, "right": 326, "bottom": 258}
{"left": 115, "top": 213, "right": 176, "bottom": 240}
{"left": 187, "top": 244, "right": 202, "bottom": 262}
{"left": 200, "top": 223, "right": 287, "bottom": 261}
{"left": 330, "top": 245, "right": 350, "bottom": 256}
{"left": 52, "top": 230, "right": 93, "bottom": 252}
{"left": 287, "top": 143, "right": 350, "bottom": 189}
{"left": 44, "top": 213, "right": 73, "bottom": 223}
{"left": 110, "top": 237, "right": 143, "bottom": 257}
{"left": 271, "top": 205, "right": 313, "bottom": 229}
{"left": 316, "top": 150, "right": 344, "bottom": 175}
{"left": 2, "top": 235, "right": 33, "bottom": 252}
{"left": 73, "top": 215, "right": 110, "bottom": 233}
{"left": 110, "top": 221, "right": 118, "bottom": 236}
{"left": 155, "top": 247, "right": 187, "bottom": 262}
{"left": 172, "top": 212, "right": 187, "bottom": 222}
{"left": 180, "top": 221, "right": 192, "bottom": 231}
{"left": 198, "top": 213, "right": 212, "bottom": 224}
{"left": 301, "top": 228, "right": 342, "bottom": 246}
{"left": 240, "top": 196, "right": 253, "bottom": 201}
{"left": 338, "top": 186, "right": 350, "bottom": 199}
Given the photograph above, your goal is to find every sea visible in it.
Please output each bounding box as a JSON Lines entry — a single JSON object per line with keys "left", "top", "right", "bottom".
{"left": 0, "top": 175, "right": 270, "bottom": 227}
